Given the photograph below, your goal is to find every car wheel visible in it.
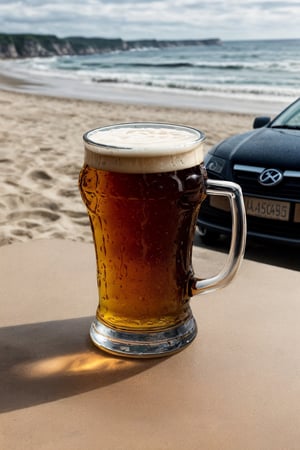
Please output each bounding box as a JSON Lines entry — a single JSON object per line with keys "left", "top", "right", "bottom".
{"left": 197, "top": 226, "right": 221, "bottom": 245}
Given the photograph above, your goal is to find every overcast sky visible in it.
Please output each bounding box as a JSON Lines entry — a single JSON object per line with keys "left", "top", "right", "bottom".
{"left": 0, "top": 0, "right": 299, "bottom": 41}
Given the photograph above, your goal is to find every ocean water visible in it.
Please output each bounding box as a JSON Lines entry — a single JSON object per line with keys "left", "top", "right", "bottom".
{"left": 2, "top": 39, "right": 300, "bottom": 104}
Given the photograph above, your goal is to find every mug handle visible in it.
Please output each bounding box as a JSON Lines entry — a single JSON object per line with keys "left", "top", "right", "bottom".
{"left": 190, "top": 179, "right": 247, "bottom": 296}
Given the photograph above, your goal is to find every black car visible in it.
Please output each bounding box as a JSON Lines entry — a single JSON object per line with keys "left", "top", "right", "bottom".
{"left": 198, "top": 97, "right": 300, "bottom": 245}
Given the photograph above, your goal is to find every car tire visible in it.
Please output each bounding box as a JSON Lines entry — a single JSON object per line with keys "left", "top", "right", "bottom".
{"left": 197, "top": 226, "right": 221, "bottom": 245}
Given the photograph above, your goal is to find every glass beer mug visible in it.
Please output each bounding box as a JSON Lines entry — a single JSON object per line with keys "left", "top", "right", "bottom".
{"left": 79, "top": 122, "right": 246, "bottom": 358}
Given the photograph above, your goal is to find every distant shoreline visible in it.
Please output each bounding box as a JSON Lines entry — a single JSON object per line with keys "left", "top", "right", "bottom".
{"left": 0, "top": 33, "right": 221, "bottom": 59}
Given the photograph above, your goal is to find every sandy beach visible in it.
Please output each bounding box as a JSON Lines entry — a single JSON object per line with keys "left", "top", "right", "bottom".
{"left": 0, "top": 73, "right": 283, "bottom": 247}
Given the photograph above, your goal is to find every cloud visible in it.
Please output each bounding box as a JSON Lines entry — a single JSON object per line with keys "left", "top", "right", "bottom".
{"left": 0, "top": 0, "right": 299, "bottom": 40}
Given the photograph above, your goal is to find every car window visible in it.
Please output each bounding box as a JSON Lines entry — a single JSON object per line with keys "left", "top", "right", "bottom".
{"left": 271, "top": 100, "right": 300, "bottom": 128}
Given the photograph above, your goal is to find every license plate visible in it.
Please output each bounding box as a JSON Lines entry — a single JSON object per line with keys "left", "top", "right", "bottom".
{"left": 244, "top": 196, "right": 290, "bottom": 221}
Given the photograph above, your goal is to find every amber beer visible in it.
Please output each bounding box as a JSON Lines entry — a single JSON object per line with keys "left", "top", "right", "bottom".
{"left": 79, "top": 123, "right": 246, "bottom": 357}
{"left": 80, "top": 163, "right": 206, "bottom": 328}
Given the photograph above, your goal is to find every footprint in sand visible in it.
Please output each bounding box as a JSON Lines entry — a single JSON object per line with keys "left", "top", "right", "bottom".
{"left": 58, "top": 188, "right": 78, "bottom": 198}
{"left": 18, "top": 220, "right": 41, "bottom": 229}
{"left": 60, "top": 209, "right": 90, "bottom": 226}
{"left": 27, "top": 194, "right": 60, "bottom": 211}
{"left": 28, "top": 169, "right": 53, "bottom": 188}
{"left": 1, "top": 194, "right": 24, "bottom": 210}
{"left": 7, "top": 209, "right": 61, "bottom": 222}
{"left": 11, "top": 229, "right": 33, "bottom": 239}
{"left": 39, "top": 146, "right": 53, "bottom": 152}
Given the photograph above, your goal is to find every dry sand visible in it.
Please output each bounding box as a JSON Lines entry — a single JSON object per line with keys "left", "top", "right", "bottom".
{"left": 0, "top": 82, "right": 259, "bottom": 246}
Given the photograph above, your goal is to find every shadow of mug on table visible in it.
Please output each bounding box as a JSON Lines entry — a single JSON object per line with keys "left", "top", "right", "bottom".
{"left": 0, "top": 316, "right": 160, "bottom": 413}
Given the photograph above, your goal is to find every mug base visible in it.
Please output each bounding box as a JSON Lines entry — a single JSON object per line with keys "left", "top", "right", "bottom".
{"left": 90, "top": 316, "right": 197, "bottom": 358}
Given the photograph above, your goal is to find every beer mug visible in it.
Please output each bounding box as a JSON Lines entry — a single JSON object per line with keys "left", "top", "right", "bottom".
{"left": 79, "top": 122, "right": 246, "bottom": 358}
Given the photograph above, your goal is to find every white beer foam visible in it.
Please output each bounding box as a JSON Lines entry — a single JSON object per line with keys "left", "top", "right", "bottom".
{"left": 83, "top": 123, "right": 205, "bottom": 173}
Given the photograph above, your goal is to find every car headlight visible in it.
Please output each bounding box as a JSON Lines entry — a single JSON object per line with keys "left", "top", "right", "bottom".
{"left": 204, "top": 154, "right": 227, "bottom": 176}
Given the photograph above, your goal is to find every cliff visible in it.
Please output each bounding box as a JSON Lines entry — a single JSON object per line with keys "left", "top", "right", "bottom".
{"left": 0, "top": 33, "right": 221, "bottom": 59}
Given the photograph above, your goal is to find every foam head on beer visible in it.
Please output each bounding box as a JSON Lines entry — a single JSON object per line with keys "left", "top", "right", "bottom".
{"left": 83, "top": 122, "right": 205, "bottom": 173}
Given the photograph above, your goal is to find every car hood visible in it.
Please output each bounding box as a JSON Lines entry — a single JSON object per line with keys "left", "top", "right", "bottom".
{"left": 213, "top": 127, "right": 300, "bottom": 170}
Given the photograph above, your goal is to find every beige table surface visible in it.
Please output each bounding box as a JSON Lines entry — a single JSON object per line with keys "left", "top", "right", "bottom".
{"left": 1, "top": 239, "right": 300, "bottom": 450}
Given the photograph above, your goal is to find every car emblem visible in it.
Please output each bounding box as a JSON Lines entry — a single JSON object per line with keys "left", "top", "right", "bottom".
{"left": 259, "top": 168, "right": 283, "bottom": 186}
